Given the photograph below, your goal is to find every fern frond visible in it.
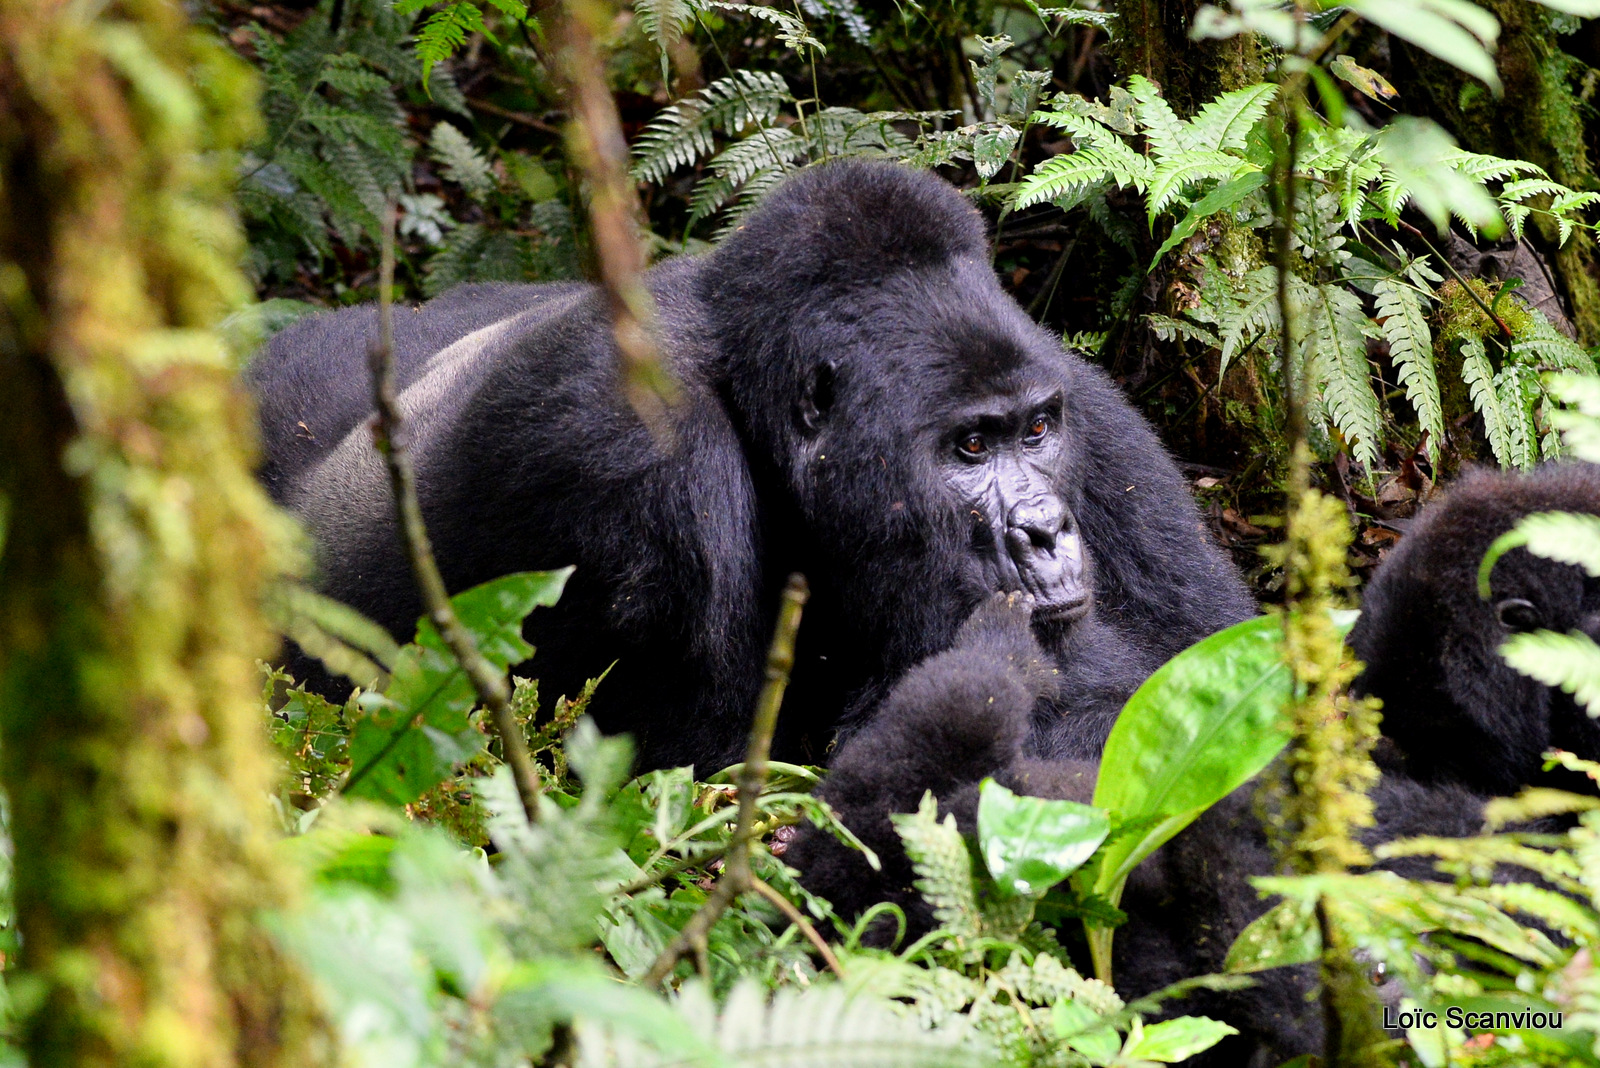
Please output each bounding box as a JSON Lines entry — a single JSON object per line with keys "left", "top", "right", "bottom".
{"left": 892, "top": 793, "right": 981, "bottom": 942}
{"left": 1307, "top": 284, "right": 1382, "bottom": 467}
{"left": 1440, "top": 149, "right": 1544, "bottom": 185}
{"left": 1126, "top": 73, "right": 1196, "bottom": 160}
{"left": 1146, "top": 153, "right": 1253, "bottom": 222}
{"left": 1499, "top": 363, "right": 1539, "bottom": 469}
{"left": 1013, "top": 141, "right": 1150, "bottom": 209}
{"left": 631, "top": 70, "right": 790, "bottom": 184}
{"left": 696, "top": 0, "right": 825, "bottom": 52}
{"left": 1188, "top": 82, "right": 1276, "bottom": 153}
{"left": 429, "top": 121, "right": 496, "bottom": 199}
{"left": 635, "top": 0, "right": 693, "bottom": 83}
{"left": 1502, "top": 630, "right": 1600, "bottom": 718}
{"left": 1374, "top": 278, "right": 1444, "bottom": 449}
{"left": 1218, "top": 266, "right": 1278, "bottom": 378}
{"left": 687, "top": 126, "right": 804, "bottom": 228}
{"left": 1460, "top": 337, "right": 1515, "bottom": 467}
{"left": 413, "top": 3, "right": 485, "bottom": 87}
{"left": 1511, "top": 311, "right": 1596, "bottom": 374}
{"left": 1145, "top": 313, "right": 1220, "bottom": 348}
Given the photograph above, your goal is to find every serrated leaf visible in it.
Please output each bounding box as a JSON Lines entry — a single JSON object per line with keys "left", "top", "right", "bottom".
{"left": 1187, "top": 82, "right": 1276, "bottom": 153}
{"left": 1374, "top": 277, "right": 1445, "bottom": 448}
{"left": 1307, "top": 284, "right": 1383, "bottom": 467}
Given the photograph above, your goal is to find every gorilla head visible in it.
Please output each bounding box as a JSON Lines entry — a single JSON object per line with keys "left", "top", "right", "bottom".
{"left": 699, "top": 164, "right": 1216, "bottom": 721}
{"left": 1353, "top": 462, "right": 1600, "bottom": 795}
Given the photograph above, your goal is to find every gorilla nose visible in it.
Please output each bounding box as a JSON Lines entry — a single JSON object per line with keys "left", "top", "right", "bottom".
{"left": 1008, "top": 497, "right": 1067, "bottom": 551}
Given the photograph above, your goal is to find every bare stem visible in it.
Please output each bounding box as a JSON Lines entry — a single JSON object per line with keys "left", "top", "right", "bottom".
{"left": 643, "top": 575, "right": 810, "bottom": 986}
{"left": 749, "top": 876, "right": 845, "bottom": 979}
{"left": 366, "top": 200, "right": 544, "bottom": 825}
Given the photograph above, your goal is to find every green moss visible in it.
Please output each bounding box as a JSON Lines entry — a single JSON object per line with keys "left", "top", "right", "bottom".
{"left": 0, "top": 2, "right": 332, "bottom": 1065}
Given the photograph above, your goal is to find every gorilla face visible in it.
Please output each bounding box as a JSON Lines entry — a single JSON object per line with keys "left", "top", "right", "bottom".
{"left": 940, "top": 388, "right": 1089, "bottom": 625}
{"left": 1352, "top": 463, "right": 1600, "bottom": 794}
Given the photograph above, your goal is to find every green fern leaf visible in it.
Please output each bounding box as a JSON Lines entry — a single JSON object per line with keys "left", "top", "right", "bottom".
{"left": 414, "top": 3, "right": 485, "bottom": 88}
{"left": 1440, "top": 149, "right": 1544, "bottom": 185}
{"left": 1502, "top": 629, "right": 1600, "bottom": 718}
{"left": 429, "top": 121, "right": 496, "bottom": 199}
{"left": 891, "top": 793, "right": 981, "bottom": 941}
{"left": 1307, "top": 284, "right": 1382, "bottom": 467}
{"left": 1218, "top": 266, "right": 1278, "bottom": 379}
{"left": 1374, "top": 278, "right": 1444, "bottom": 449}
{"left": 1187, "top": 82, "right": 1276, "bottom": 153}
{"left": 635, "top": 0, "right": 693, "bottom": 83}
{"left": 1460, "top": 337, "right": 1515, "bottom": 467}
{"left": 696, "top": 0, "right": 825, "bottom": 52}
{"left": 1126, "top": 73, "right": 1196, "bottom": 160}
{"left": 1499, "top": 363, "right": 1538, "bottom": 469}
{"left": 687, "top": 126, "right": 804, "bottom": 228}
{"left": 1013, "top": 141, "right": 1150, "bottom": 209}
{"left": 631, "top": 70, "right": 790, "bottom": 184}
{"left": 1511, "top": 309, "right": 1596, "bottom": 374}
{"left": 1146, "top": 153, "right": 1254, "bottom": 223}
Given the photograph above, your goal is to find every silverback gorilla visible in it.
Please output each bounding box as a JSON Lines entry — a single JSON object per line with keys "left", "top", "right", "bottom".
{"left": 795, "top": 462, "right": 1600, "bottom": 1063}
{"left": 249, "top": 160, "right": 1255, "bottom": 771}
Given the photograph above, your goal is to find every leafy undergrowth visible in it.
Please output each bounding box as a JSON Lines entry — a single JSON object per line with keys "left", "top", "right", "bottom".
{"left": 261, "top": 564, "right": 1375, "bottom": 1066}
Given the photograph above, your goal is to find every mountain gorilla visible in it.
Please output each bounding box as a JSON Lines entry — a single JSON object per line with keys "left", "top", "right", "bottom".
{"left": 249, "top": 160, "right": 1254, "bottom": 771}
{"left": 795, "top": 462, "right": 1600, "bottom": 1063}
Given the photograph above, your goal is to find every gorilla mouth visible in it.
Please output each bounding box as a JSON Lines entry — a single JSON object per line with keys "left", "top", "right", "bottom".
{"left": 1032, "top": 593, "right": 1090, "bottom": 624}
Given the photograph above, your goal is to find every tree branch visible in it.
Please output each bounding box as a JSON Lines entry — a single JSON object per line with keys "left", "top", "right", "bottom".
{"left": 642, "top": 574, "right": 809, "bottom": 985}
{"left": 366, "top": 200, "right": 544, "bottom": 824}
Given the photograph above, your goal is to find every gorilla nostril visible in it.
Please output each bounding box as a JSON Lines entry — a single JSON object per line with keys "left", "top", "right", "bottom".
{"left": 1008, "top": 500, "right": 1066, "bottom": 551}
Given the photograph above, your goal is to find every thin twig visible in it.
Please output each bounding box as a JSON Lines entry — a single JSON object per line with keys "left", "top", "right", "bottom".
{"left": 466, "top": 96, "right": 564, "bottom": 134}
{"left": 749, "top": 876, "right": 845, "bottom": 979}
{"left": 367, "top": 200, "right": 545, "bottom": 825}
{"left": 643, "top": 574, "right": 810, "bottom": 986}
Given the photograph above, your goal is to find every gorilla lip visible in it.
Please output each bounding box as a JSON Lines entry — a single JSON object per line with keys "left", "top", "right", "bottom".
{"left": 1032, "top": 595, "right": 1090, "bottom": 624}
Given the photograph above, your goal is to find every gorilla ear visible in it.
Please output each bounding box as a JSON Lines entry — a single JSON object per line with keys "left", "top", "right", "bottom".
{"left": 797, "top": 360, "right": 838, "bottom": 436}
{"left": 1495, "top": 597, "right": 1543, "bottom": 632}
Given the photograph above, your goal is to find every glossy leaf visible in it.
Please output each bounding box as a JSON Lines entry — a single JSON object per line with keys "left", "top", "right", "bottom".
{"left": 1052, "top": 998, "right": 1120, "bottom": 1064}
{"left": 977, "top": 779, "right": 1109, "bottom": 897}
{"left": 1091, "top": 612, "right": 1359, "bottom": 894}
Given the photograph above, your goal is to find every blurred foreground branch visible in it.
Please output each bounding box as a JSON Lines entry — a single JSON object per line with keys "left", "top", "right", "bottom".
{"left": 552, "top": 0, "right": 679, "bottom": 436}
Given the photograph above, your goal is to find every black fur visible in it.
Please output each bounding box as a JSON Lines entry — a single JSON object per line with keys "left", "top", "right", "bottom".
{"left": 249, "top": 160, "right": 1254, "bottom": 771}
{"left": 1352, "top": 462, "right": 1600, "bottom": 795}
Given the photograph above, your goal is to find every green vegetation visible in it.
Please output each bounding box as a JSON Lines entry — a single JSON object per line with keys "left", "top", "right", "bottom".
{"left": 7, "top": 0, "right": 1600, "bottom": 1065}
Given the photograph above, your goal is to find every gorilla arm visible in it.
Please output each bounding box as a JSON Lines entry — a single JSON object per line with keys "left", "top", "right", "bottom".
{"left": 790, "top": 594, "right": 1070, "bottom": 929}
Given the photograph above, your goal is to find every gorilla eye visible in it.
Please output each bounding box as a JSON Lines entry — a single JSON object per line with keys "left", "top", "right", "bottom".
{"left": 1495, "top": 598, "right": 1543, "bottom": 632}
{"left": 1025, "top": 414, "right": 1049, "bottom": 441}
{"left": 957, "top": 434, "right": 987, "bottom": 458}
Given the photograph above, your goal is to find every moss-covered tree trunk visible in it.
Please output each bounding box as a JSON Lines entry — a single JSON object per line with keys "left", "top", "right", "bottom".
{"left": 0, "top": 2, "right": 330, "bottom": 1065}
{"left": 1106, "top": 0, "right": 1269, "bottom": 114}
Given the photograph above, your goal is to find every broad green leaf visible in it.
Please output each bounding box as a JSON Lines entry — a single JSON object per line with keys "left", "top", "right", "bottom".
{"left": 977, "top": 779, "right": 1109, "bottom": 897}
{"left": 1223, "top": 897, "right": 1319, "bottom": 973}
{"left": 1529, "top": 0, "right": 1600, "bottom": 13}
{"left": 415, "top": 567, "right": 571, "bottom": 664}
{"left": 1092, "top": 613, "right": 1353, "bottom": 892}
{"left": 1052, "top": 998, "right": 1121, "bottom": 1064}
{"left": 1124, "top": 1016, "right": 1240, "bottom": 1062}
{"left": 973, "top": 124, "right": 1021, "bottom": 181}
